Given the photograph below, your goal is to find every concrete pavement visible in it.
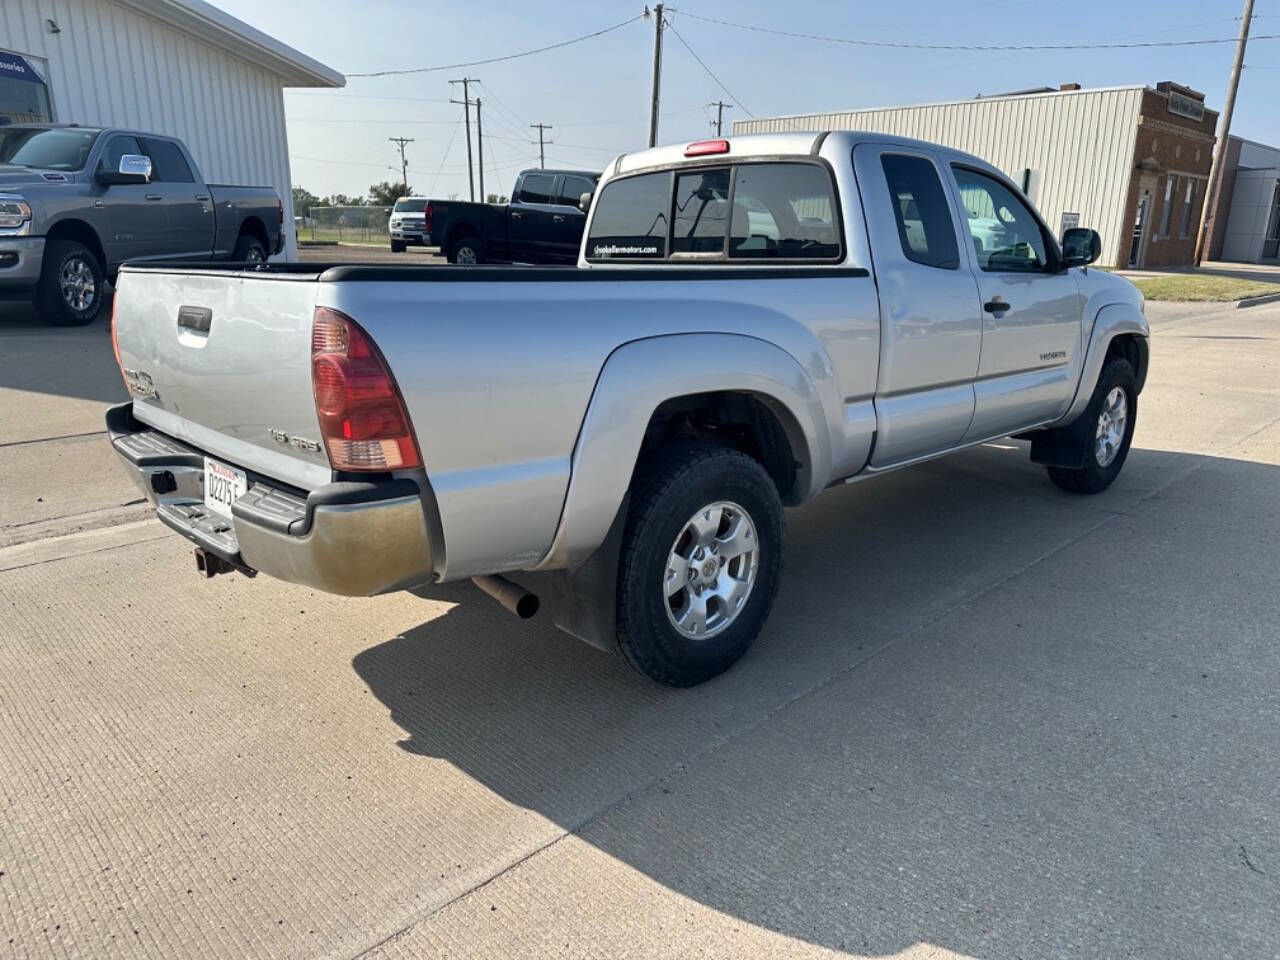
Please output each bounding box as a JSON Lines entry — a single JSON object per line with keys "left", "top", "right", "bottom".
{"left": 1, "top": 299, "right": 1277, "bottom": 959}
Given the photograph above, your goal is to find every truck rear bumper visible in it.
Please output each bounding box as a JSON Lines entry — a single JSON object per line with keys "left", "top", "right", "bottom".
{"left": 0, "top": 236, "right": 45, "bottom": 294}
{"left": 106, "top": 403, "right": 435, "bottom": 596}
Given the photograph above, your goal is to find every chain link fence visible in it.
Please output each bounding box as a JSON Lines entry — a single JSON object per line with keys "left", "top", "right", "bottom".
{"left": 297, "top": 206, "right": 392, "bottom": 245}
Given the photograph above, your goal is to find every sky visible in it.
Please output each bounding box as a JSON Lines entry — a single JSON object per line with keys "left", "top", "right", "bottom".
{"left": 209, "top": 0, "right": 1280, "bottom": 203}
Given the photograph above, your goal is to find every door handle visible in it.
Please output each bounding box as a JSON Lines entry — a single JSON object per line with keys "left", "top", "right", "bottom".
{"left": 552, "top": 214, "right": 566, "bottom": 222}
{"left": 511, "top": 211, "right": 524, "bottom": 220}
{"left": 983, "top": 298, "right": 1011, "bottom": 313}
{"left": 145, "top": 193, "right": 162, "bottom": 201}
{"left": 195, "top": 194, "right": 210, "bottom": 201}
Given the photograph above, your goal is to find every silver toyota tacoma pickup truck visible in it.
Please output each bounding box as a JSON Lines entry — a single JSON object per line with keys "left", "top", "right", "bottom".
{"left": 107, "top": 132, "right": 1148, "bottom": 686}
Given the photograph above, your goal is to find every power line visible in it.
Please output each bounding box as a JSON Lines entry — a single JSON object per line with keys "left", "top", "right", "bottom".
{"left": 346, "top": 13, "right": 644, "bottom": 77}
{"left": 665, "top": 22, "right": 752, "bottom": 117}
{"left": 676, "top": 10, "right": 1280, "bottom": 51}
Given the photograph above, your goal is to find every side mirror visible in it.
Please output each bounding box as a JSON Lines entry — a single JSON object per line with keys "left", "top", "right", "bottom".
{"left": 578, "top": 191, "right": 594, "bottom": 214}
{"left": 1062, "top": 227, "right": 1101, "bottom": 268}
{"left": 97, "top": 154, "right": 152, "bottom": 186}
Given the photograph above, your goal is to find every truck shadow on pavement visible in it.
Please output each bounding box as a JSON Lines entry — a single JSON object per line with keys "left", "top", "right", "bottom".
{"left": 352, "top": 442, "right": 1279, "bottom": 957}
{"left": 0, "top": 296, "right": 127, "bottom": 408}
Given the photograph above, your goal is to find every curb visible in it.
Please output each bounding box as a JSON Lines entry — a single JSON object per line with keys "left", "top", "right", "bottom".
{"left": 1237, "top": 291, "right": 1280, "bottom": 309}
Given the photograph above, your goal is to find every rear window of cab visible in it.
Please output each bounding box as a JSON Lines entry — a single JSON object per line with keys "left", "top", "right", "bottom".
{"left": 586, "top": 161, "right": 842, "bottom": 263}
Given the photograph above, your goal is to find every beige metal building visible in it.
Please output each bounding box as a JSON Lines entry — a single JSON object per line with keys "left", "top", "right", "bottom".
{"left": 735, "top": 82, "right": 1219, "bottom": 269}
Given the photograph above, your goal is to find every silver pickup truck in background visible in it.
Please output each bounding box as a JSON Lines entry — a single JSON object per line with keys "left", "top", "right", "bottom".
{"left": 0, "top": 124, "right": 284, "bottom": 326}
{"left": 106, "top": 131, "right": 1148, "bottom": 686}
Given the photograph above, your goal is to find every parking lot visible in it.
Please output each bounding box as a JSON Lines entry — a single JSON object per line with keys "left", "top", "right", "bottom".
{"left": 1, "top": 295, "right": 1278, "bottom": 959}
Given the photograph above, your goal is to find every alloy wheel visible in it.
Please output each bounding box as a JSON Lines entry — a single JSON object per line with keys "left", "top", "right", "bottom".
{"left": 663, "top": 501, "right": 759, "bottom": 639}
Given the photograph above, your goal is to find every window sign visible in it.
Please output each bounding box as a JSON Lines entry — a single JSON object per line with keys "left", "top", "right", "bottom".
{"left": 0, "top": 50, "right": 53, "bottom": 123}
{"left": 1059, "top": 211, "right": 1080, "bottom": 236}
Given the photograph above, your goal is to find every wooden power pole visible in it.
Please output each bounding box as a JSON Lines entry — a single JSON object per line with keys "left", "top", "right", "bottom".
{"left": 1194, "top": 0, "right": 1254, "bottom": 265}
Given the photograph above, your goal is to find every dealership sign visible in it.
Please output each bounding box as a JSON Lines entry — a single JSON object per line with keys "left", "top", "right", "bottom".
{"left": 1167, "top": 90, "right": 1205, "bottom": 121}
{"left": 0, "top": 51, "right": 46, "bottom": 84}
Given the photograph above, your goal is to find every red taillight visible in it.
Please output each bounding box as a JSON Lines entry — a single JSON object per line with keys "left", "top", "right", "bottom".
{"left": 685, "top": 139, "right": 729, "bottom": 157}
{"left": 311, "top": 307, "right": 421, "bottom": 471}
{"left": 423, "top": 204, "right": 432, "bottom": 231}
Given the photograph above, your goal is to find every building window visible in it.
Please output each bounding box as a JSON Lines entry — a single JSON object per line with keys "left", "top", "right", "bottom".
{"left": 0, "top": 50, "right": 53, "bottom": 123}
{"left": 1179, "top": 179, "right": 1196, "bottom": 238}
{"left": 1160, "top": 175, "right": 1178, "bottom": 237}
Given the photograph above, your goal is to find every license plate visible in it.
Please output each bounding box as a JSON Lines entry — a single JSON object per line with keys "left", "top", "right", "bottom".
{"left": 203, "top": 457, "right": 247, "bottom": 519}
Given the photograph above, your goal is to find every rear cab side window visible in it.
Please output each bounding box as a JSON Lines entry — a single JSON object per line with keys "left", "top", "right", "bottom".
{"left": 586, "top": 161, "right": 842, "bottom": 263}
{"left": 141, "top": 137, "right": 195, "bottom": 183}
{"left": 880, "top": 154, "right": 960, "bottom": 270}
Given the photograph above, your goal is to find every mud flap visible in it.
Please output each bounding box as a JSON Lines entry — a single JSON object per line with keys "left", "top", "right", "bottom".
{"left": 1025, "top": 414, "right": 1093, "bottom": 470}
{"left": 534, "top": 495, "right": 630, "bottom": 653}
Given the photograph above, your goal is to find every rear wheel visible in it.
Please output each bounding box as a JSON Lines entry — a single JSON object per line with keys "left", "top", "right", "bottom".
{"left": 449, "top": 234, "right": 485, "bottom": 265}
{"left": 232, "top": 233, "right": 266, "bottom": 263}
{"left": 616, "top": 444, "right": 784, "bottom": 686}
{"left": 36, "top": 239, "right": 104, "bottom": 327}
{"left": 1046, "top": 357, "right": 1137, "bottom": 494}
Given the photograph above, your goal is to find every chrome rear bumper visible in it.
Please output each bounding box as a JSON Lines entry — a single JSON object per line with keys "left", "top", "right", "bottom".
{"left": 106, "top": 403, "right": 435, "bottom": 596}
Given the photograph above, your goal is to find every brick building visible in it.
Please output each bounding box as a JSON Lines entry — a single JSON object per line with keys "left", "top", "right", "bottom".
{"left": 736, "top": 80, "right": 1219, "bottom": 269}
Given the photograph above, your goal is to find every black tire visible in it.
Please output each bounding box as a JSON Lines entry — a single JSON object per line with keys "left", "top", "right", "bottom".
{"left": 1046, "top": 357, "right": 1137, "bottom": 494}
{"left": 35, "top": 238, "right": 105, "bottom": 327}
{"left": 390, "top": 239, "right": 406, "bottom": 253}
{"left": 449, "top": 234, "right": 485, "bottom": 265}
{"left": 616, "top": 443, "right": 784, "bottom": 687}
{"left": 232, "top": 233, "right": 267, "bottom": 263}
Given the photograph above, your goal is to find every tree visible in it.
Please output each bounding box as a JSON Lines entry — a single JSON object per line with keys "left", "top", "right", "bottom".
{"left": 368, "top": 181, "right": 413, "bottom": 206}
{"left": 486, "top": 193, "right": 510, "bottom": 204}
{"left": 325, "top": 193, "right": 366, "bottom": 208}
{"left": 291, "top": 185, "right": 321, "bottom": 214}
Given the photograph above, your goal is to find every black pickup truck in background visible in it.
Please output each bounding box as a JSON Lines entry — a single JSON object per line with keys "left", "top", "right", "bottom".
{"left": 422, "top": 168, "right": 599, "bottom": 265}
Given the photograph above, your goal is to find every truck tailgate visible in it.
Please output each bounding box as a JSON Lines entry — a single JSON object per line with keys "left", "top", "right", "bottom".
{"left": 112, "top": 267, "right": 332, "bottom": 491}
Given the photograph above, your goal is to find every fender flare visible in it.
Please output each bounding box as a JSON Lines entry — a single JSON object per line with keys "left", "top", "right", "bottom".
{"left": 1057, "top": 301, "right": 1149, "bottom": 426}
{"left": 534, "top": 333, "right": 833, "bottom": 572}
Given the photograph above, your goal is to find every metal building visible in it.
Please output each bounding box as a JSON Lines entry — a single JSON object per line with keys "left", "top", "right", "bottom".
{"left": 1206, "top": 136, "right": 1280, "bottom": 263}
{"left": 0, "top": 0, "right": 343, "bottom": 260}
{"left": 735, "top": 82, "right": 1219, "bottom": 269}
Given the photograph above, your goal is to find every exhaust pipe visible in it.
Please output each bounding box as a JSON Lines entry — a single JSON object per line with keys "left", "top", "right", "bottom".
{"left": 471, "top": 574, "right": 539, "bottom": 619}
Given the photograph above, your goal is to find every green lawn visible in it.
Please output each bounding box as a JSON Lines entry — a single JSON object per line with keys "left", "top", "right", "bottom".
{"left": 1129, "top": 274, "right": 1280, "bottom": 302}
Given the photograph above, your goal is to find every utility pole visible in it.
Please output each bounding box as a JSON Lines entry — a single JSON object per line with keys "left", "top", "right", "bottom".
{"left": 647, "top": 4, "right": 665, "bottom": 148}
{"left": 388, "top": 137, "right": 413, "bottom": 192}
{"left": 709, "top": 100, "right": 732, "bottom": 137}
{"left": 450, "top": 77, "right": 478, "bottom": 201}
{"left": 1195, "top": 0, "right": 1254, "bottom": 265}
{"left": 530, "top": 123, "right": 553, "bottom": 169}
{"left": 475, "top": 98, "right": 485, "bottom": 201}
